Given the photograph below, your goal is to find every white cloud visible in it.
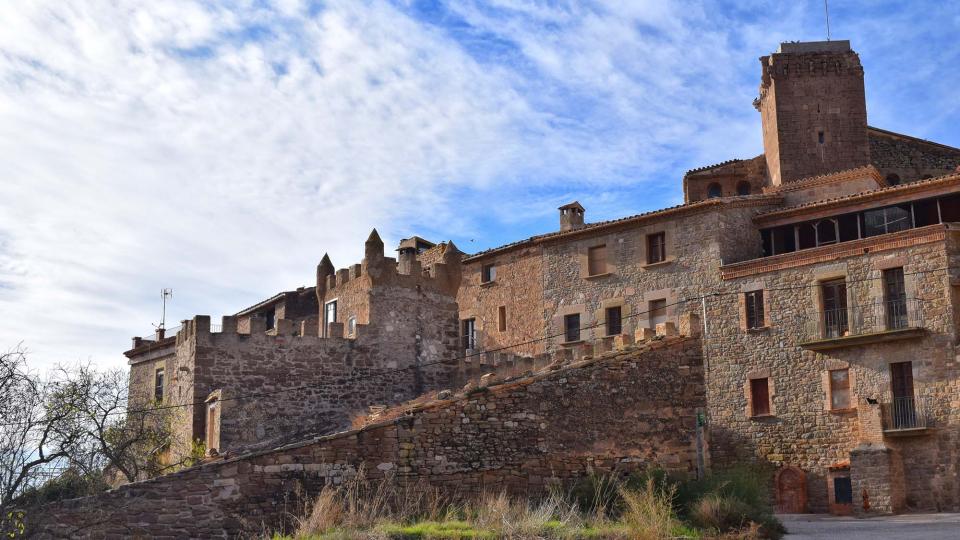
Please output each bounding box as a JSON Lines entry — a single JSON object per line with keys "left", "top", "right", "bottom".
{"left": 1, "top": 0, "right": 957, "bottom": 370}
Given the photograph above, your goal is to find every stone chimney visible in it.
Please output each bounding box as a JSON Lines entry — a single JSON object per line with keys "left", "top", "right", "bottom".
{"left": 559, "top": 201, "right": 585, "bottom": 232}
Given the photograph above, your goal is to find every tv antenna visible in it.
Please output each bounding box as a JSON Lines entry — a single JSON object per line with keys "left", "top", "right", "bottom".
{"left": 824, "top": 0, "right": 832, "bottom": 41}
{"left": 154, "top": 288, "right": 173, "bottom": 330}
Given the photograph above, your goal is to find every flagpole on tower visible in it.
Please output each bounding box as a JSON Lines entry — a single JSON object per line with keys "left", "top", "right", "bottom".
{"left": 824, "top": 0, "right": 832, "bottom": 41}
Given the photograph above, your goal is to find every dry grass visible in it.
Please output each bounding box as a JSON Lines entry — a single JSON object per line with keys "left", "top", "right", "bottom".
{"left": 619, "top": 478, "right": 679, "bottom": 540}
{"left": 285, "top": 468, "right": 781, "bottom": 539}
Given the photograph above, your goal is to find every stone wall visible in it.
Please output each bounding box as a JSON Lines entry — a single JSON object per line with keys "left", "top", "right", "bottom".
{"left": 706, "top": 224, "right": 960, "bottom": 513}
{"left": 869, "top": 128, "right": 960, "bottom": 184}
{"left": 28, "top": 335, "right": 705, "bottom": 538}
{"left": 458, "top": 245, "right": 545, "bottom": 356}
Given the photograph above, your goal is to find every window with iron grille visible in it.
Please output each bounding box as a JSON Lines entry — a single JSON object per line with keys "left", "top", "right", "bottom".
{"left": 647, "top": 233, "right": 666, "bottom": 264}
{"left": 564, "top": 313, "right": 581, "bottom": 342}
{"left": 154, "top": 368, "right": 165, "bottom": 402}
{"left": 606, "top": 306, "right": 622, "bottom": 336}
{"left": 750, "top": 378, "right": 770, "bottom": 416}
{"left": 745, "top": 290, "right": 765, "bottom": 329}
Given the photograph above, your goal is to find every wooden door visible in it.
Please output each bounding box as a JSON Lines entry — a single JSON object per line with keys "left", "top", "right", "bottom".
{"left": 776, "top": 466, "right": 807, "bottom": 513}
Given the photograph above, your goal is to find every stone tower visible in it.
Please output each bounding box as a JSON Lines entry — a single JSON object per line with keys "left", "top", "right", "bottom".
{"left": 755, "top": 41, "right": 869, "bottom": 185}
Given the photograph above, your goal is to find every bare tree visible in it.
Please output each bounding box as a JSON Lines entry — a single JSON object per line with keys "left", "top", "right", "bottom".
{"left": 67, "top": 365, "right": 182, "bottom": 484}
{"left": 1, "top": 350, "right": 190, "bottom": 518}
{"left": 0, "top": 347, "right": 86, "bottom": 515}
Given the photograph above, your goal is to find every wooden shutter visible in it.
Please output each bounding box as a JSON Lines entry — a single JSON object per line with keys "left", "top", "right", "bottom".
{"left": 751, "top": 378, "right": 770, "bottom": 416}
{"left": 587, "top": 245, "right": 607, "bottom": 276}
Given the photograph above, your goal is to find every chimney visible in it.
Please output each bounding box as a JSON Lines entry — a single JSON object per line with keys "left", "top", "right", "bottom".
{"left": 559, "top": 201, "right": 585, "bottom": 232}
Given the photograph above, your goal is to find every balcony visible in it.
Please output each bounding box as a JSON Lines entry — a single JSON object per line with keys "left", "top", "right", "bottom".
{"left": 881, "top": 396, "right": 933, "bottom": 435}
{"left": 798, "top": 298, "right": 926, "bottom": 351}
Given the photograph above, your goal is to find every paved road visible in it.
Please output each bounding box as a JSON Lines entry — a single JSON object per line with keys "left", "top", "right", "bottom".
{"left": 780, "top": 513, "right": 960, "bottom": 539}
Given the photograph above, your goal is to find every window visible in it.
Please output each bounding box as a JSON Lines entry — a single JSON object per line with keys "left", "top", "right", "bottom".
{"left": 707, "top": 182, "right": 722, "bottom": 198}
{"left": 587, "top": 245, "right": 607, "bottom": 276}
{"left": 323, "top": 300, "right": 337, "bottom": 337}
{"left": 481, "top": 263, "right": 496, "bottom": 283}
{"left": 606, "top": 306, "right": 622, "bottom": 336}
{"left": 818, "top": 131, "right": 825, "bottom": 144}
{"left": 265, "top": 309, "right": 275, "bottom": 331}
{"left": 564, "top": 313, "right": 581, "bottom": 343}
{"left": 648, "top": 299, "right": 667, "bottom": 329}
{"left": 498, "top": 306, "right": 507, "bottom": 332}
{"left": 862, "top": 205, "right": 912, "bottom": 237}
{"left": 885, "top": 173, "right": 901, "bottom": 185}
{"left": 745, "top": 290, "right": 765, "bottom": 329}
{"left": 829, "top": 369, "right": 851, "bottom": 410}
{"left": 347, "top": 316, "right": 357, "bottom": 336}
{"left": 461, "top": 318, "right": 476, "bottom": 351}
{"left": 883, "top": 268, "right": 907, "bottom": 330}
{"left": 206, "top": 398, "right": 220, "bottom": 455}
{"left": 821, "top": 279, "right": 848, "bottom": 338}
{"left": 154, "top": 368, "right": 165, "bottom": 402}
{"left": 750, "top": 378, "right": 771, "bottom": 416}
{"left": 646, "top": 233, "right": 666, "bottom": 264}
{"left": 736, "top": 181, "right": 752, "bottom": 196}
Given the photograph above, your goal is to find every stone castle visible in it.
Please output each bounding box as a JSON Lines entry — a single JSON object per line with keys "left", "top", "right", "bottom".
{"left": 33, "top": 40, "right": 960, "bottom": 535}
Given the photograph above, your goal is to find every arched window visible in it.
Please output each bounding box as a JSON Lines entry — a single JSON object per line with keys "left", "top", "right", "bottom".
{"left": 886, "top": 174, "right": 901, "bottom": 185}
{"left": 707, "top": 182, "right": 722, "bottom": 198}
{"left": 816, "top": 219, "right": 838, "bottom": 246}
{"left": 736, "top": 181, "right": 752, "bottom": 196}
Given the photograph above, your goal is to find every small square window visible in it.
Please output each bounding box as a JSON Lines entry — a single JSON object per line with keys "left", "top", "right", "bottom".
{"left": 587, "top": 245, "right": 607, "bottom": 276}
{"left": 647, "top": 233, "right": 666, "bottom": 264}
{"left": 745, "top": 290, "right": 765, "bottom": 329}
{"left": 750, "top": 378, "right": 770, "bottom": 416}
{"left": 564, "top": 313, "right": 581, "bottom": 342}
{"left": 829, "top": 369, "right": 851, "bottom": 410}
{"left": 606, "top": 306, "right": 622, "bottom": 336}
{"left": 481, "top": 264, "right": 496, "bottom": 283}
{"left": 498, "top": 306, "right": 507, "bottom": 332}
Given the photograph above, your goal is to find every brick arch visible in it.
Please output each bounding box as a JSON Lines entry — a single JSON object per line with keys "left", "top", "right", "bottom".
{"left": 775, "top": 466, "right": 808, "bottom": 513}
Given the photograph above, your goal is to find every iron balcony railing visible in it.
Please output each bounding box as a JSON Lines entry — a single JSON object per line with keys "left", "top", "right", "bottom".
{"left": 802, "top": 298, "right": 924, "bottom": 342}
{"left": 882, "top": 395, "right": 932, "bottom": 431}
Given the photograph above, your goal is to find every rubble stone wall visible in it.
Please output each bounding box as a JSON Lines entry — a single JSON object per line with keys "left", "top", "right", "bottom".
{"left": 707, "top": 225, "right": 960, "bottom": 512}
{"left": 29, "top": 336, "right": 704, "bottom": 538}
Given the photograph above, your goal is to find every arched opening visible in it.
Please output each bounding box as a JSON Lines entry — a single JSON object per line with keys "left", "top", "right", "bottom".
{"left": 707, "top": 182, "right": 722, "bottom": 199}
{"left": 776, "top": 466, "right": 808, "bottom": 513}
{"left": 921, "top": 174, "right": 934, "bottom": 180}
{"left": 736, "top": 181, "right": 752, "bottom": 196}
{"left": 886, "top": 173, "right": 901, "bottom": 185}
{"left": 816, "top": 219, "right": 838, "bottom": 246}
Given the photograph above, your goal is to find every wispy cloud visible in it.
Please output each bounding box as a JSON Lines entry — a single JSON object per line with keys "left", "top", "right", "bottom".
{"left": 1, "top": 1, "right": 957, "bottom": 369}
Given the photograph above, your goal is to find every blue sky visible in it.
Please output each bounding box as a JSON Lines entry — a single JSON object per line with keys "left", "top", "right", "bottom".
{"left": 1, "top": 0, "right": 959, "bottom": 369}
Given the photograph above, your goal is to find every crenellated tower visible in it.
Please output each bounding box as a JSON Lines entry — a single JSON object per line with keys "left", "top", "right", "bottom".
{"left": 755, "top": 40, "right": 870, "bottom": 186}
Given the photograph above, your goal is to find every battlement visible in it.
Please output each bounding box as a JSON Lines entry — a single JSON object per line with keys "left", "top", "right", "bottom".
{"left": 175, "top": 314, "right": 371, "bottom": 347}
{"left": 449, "top": 312, "right": 702, "bottom": 389}
{"left": 316, "top": 229, "right": 462, "bottom": 301}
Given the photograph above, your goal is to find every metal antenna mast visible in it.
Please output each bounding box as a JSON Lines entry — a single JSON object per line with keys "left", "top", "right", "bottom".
{"left": 824, "top": 0, "right": 832, "bottom": 41}
{"left": 160, "top": 288, "right": 173, "bottom": 329}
